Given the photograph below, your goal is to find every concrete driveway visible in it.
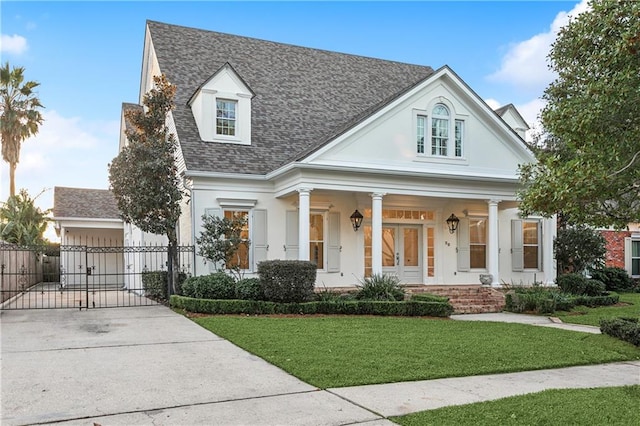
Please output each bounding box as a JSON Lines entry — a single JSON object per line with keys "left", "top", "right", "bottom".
{"left": 1, "top": 306, "right": 391, "bottom": 426}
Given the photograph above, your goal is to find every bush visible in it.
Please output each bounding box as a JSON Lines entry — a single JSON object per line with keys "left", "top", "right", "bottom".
{"left": 600, "top": 317, "right": 640, "bottom": 346}
{"left": 181, "top": 272, "right": 236, "bottom": 300}
{"left": 170, "top": 295, "right": 453, "bottom": 317}
{"left": 590, "top": 267, "right": 635, "bottom": 292}
{"left": 235, "top": 277, "right": 264, "bottom": 301}
{"left": 554, "top": 226, "right": 606, "bottom": 274}
{"left": 556, "top": 274, "right": 604, "bottom": 296}
{"left": 142, "top": 270, "right": 188, "bottom": 300}
{"left": 410, "top": 293, "right": 449, "bottom": 303}
{"left": 257, "top": 260, "right": 317, "bottom": 303}
{"left": 571, "top": 293, "right": 619, "bottom": 307}
{"left": 504, "top": 290, "right": 556, "bottom": 314}
{"left": 356, "top": 274, "right": 405, "bottom": 301}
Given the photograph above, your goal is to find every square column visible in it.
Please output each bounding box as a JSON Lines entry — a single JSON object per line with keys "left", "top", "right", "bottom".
{"left": 487, "top": 199, "right": 500, "bottom": 286}
{"left": 371, "top": 193, "right": 384, "bottom": 275}
{"left": 298, "top": 188, "right": 312, "bottom": 261}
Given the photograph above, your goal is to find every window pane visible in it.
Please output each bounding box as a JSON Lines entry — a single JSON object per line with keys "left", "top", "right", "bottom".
{"left": 310, "top": 214, "right": 324, "bottom": 269}
{"left": 470, "top": 219, "right": 486, "bottom": 244}
{"left": 417, "top": 115, "right": 425, "bottom": 154}
{"left": 632, "top": 241, "right": 640, "bottom": 257}
{"left": 632, "top": 259, "right": 639, "bottom": 276}
{"left": 523, "top": 222, "right": 538, "bottom": 244}
{"left": 216, "top": 99, "right": 237, "bottom": 136}
{"left": 433, "top": 104, "right": 449, "bottom": 116}
{"left": 470, "top": 245, "right": 486, "bottom": 269}
{"left": 310, "top": 242, "right": 324, "bottom": 268}
{"left": 364, "top": 226, "right": 372, "bottom": 277}
{"left": 455, "top": 120, "right": 463, "bottom": 157}
{"left": 382, "top": 228, "right": 395, "bottom": 267}
{"left": 524, "top": 246, "right": 538, "bottom": 269}
{"left": 224, "top": 210, "right": 249, "bottom": 269}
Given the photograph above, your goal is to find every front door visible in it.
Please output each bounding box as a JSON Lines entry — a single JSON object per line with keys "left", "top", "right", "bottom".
{"left": 381, "top": 225, "right": 422, "bottom": 283}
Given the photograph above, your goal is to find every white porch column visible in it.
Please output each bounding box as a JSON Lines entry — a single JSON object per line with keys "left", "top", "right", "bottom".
{"left": 298, "top": 188, "right": 312, "bottom": 261}
{"left": 487, "top": 199, "right": 501, "bottom": 287}
{"left": 543, "top": 216, "right": 556, "bottom": 285}
{"left": 371, "top": 193, "right": 384, "bottom": 275}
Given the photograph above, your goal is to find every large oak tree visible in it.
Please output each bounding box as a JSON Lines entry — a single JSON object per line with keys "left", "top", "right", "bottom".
{"left": 518, "top": 0, "right": 640, "bottom": 229}
{"left": 109, "top": 75, "right": 185, "bottom": 293}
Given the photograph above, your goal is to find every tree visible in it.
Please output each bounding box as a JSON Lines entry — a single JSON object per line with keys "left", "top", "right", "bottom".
{"left": 108, "top": 74, "right": 185, "bottom": 293}
{"left": 0, "top": 62, "right": 44, "bottom": 197}
{"left": 518, "top": 1, "right": 640, "bottom": 229}
{"left": 554, "top": 225, "right": 606, "bottom": 275}
{"left": 196, "top": 213, "right": 250, "bottom": 281}
{"left": 0, "top": 189, "right": 50, "bottom": 246}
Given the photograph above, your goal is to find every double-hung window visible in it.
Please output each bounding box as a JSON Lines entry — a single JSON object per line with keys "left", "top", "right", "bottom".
{"left": 309, "top": 213, "right": 325, "bottom": 269}
{"left": 431, "top": 104, "right": 449, "bottom": 156}
{"left": 216, "top": 99, "right": 237, "bottom": 136}
{"left": 631, "top": 239, "right": 640, "bottom": 277}
{"left": 512, "top": 219, "right": 542, "bottom": 271}
{"left": 224, "top": 210, "right": 249, "bottom": 269}
{"left": 469, "top": 218, "right": 487, "bottom": 269}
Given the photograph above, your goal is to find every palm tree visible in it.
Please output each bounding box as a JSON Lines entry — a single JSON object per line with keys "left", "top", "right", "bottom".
{"left": 0, "top": 62, "right": 44, "bottom": 197}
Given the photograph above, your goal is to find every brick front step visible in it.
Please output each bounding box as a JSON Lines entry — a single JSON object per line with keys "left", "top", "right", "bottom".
{"left": 404, "top": 285, "right": 506, "bottom": 314}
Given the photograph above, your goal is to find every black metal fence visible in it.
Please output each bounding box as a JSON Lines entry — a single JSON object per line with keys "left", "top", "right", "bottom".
{"left": 0, "top": 242, "right": 194, "bottom": 310}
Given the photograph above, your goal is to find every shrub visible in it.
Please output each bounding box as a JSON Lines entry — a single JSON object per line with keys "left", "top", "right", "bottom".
{"left": 600, "top": 317, "right": 640, "bottom": 346}
{"left": 170, "top": 295, "right": 453, "bottom": 317}
{"left": 314, "top": 287, "right": 344, "bottom": 302}
{"left": 257, "top": 260, "right": 317, "bottom": 303}
{"left": 572, "top": 293, "right": 619, "bottom": 307}
{"left": 504, "top": 290, "right": 556, "bottom": 314}
{"left": 181, "top": 272, "right": 236, "bottom": 300}
{"left": 590, "top": 267, "right": 635, "bottom": 292}
{"left": 554, "top": 225, "right": 606, "bottom": 274}
{"left": 235, "top": 277, "right": 264, "bottom": 301}
{"left": 410, "top": 293, "right": 449, "bottom": 303}
{"left": 556, "top": 273, "right": 605, "bottom": 295}
{"left": 355, "top": 274, "right": 405, "bottom": 301}
{"left": 142, "top": 270, "right": 188, "bottom": 300}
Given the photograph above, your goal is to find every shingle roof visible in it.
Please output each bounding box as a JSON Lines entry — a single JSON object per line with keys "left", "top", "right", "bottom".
{"left": 53, "top": 187, "right": 120, "bottom": 220}
{"left": 146, "top": 20, "right": 435, "bottom": 175}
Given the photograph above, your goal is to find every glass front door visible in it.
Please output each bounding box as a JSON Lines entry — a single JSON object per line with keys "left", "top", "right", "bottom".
{"left": 381, "top": 225, "right": 423, "bottom": 283}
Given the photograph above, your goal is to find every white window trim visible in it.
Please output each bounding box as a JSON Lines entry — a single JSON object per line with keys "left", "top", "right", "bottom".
{"left": 413, "top": 101, "right": 469, "bottom": 164}
{"left": 522, "top": 219, "right": 542, "bottom": 271}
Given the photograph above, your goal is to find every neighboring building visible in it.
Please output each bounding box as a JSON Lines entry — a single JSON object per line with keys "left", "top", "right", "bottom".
{"left": 115, "top": 20, "right": 556, "bottom": 288}
{"left": 601, "top": 224, "right": 640, "bottom": 278}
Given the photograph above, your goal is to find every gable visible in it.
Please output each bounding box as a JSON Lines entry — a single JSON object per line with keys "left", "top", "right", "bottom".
{"left": 302, "top": 67, "right": 535, "bottom": 180}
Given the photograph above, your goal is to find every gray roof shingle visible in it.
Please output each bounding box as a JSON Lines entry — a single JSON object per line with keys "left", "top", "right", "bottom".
{"left": 147, "top": 20, "right": 435, "bottom": 175}
{"left": 53, "top": 187, "right": 120, "bottom": 220}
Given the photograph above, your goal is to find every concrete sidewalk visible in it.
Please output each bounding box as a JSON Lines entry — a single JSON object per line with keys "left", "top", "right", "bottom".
{"left": 1, "top": 307, "right": 638, "bottom": 425}
{"left": 450, "top": 311, "right": 603, "bottom": 334}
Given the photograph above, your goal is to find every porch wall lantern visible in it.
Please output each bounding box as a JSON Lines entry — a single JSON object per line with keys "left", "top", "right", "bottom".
{"left": 446, "top": 213, "right": 460, "bottom": 234}
{"left": 350, "top": 209, "right": 364, "bottom": 231}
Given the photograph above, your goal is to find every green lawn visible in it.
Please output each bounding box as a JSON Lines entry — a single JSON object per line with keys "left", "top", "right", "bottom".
{"left": 192, "top": 315, "right": 640, "bottom": 389}
{"left": 557, "top": 292, "right": 640, "bottom": 326}
{"left": 392, "top": 385, "right": 640, "bottom": 426}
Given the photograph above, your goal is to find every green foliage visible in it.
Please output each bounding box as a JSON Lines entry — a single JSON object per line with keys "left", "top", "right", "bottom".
{"left": 142, "top": 270, "right": 188, "bottom": 301}
{"left": 196, "top": 213, "right": 249, "bottom": 280}
{"left": 171, "top": 295, "right": 453, "bottom": 317}
{"left": 0, "top": 62, "right": 44, "bottom": 197}
{"left": 556, "top": 273, "right": 607, "bottom": 296}
{"left": 518, "top": 1, "right": 640, "bottom": 228}
{"left": 355, "top": 273, "right": 405, "bottom": 301}
{"left": 590, "top": 267, "right": 635, "bottom": 292}
{"left": 505, "top": 289, "right": 556, "bottom": 314}
{"left": 257, "top": 260, "right": 317, "bottom": 303}
{"left": 600, "top": 317, "right": 640, "bottom": 347}
{"left": 235, "top": 277, "right": 263, "bottom": 301}
{"left": 504, "top": 285, "right": 618, "bottom": 314}
{"left": 0, "top": 189, "right": 50, "bottom": 245}
{"left": 554, "top": 226, "right": 606, "bottom": 274}
{"left": 557, "top": 292, "right": 639, "bottom": 326}
{"left": 410, "top": 293, "right": 449, "bottom": 303}
{"left": 181, "top": 272, "right": 236, "bottom": 300}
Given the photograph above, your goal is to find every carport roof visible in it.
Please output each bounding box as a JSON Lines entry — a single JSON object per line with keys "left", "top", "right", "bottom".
{"left": 53, "top": 187, "right": 121, "bottom": 220}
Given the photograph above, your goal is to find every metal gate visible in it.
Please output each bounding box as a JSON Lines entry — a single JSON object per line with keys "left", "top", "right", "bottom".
{"left": 1, "top": 243, "right": 194, "bottom": 310}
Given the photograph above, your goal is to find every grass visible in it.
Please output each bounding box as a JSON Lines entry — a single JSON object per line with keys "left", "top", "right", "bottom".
{"left": 557, "top": 292, "right": 640, "bottom": 326}
{"left": 192, "top": 315, "right": 640, "bottom": 389}
{"left": 392, "top": 385, "right": 640, "bottom": 426}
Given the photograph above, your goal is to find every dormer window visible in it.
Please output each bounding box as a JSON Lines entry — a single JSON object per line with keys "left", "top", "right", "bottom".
{"left": 189, "top": 63, "right": 254, "bottom": 145}
{"left": 216, "top": 99, "right": 237, "bottom": 136}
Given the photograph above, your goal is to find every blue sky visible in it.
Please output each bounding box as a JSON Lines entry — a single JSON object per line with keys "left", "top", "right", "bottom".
{"left": 1, "top": 0, "right": 587, "bottom": 220}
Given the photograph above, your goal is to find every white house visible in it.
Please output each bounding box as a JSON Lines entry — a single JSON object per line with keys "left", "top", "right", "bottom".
{"left": 120, "top": 20, "right": 556, "bottom": 289}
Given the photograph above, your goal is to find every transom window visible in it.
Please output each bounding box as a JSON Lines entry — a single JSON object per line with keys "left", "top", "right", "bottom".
{"left": 216, "top": 99, "right": 237, "bottom": 136}
{"left": 363, "top": 209, "right": 434, "bottom": 221}
{"left": 224, "top": 210, "right": 249, "bottom": 269}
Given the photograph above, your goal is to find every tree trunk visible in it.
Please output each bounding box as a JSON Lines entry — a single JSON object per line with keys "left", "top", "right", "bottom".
{"left": 9, "top": 162, "right": 16, "bottom": 197}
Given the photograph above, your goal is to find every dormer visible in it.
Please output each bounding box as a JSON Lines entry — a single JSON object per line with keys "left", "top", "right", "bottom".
{"left": 188, "top": 63, "right": 254, "bottom": 145}
{"left": 494, "top": 104, "right": 529, "bottom": 140}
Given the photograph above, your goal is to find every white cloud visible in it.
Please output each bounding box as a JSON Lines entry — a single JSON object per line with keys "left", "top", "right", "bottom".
{"left": 488, "top": 0, "right": 590, "bottom": 90}
{"left": 0, "top": 110, "right": 119, "bottom": 212}
{"left": 0, "top": 34, "right": 28, "bottom": 55}
{"left": 484, "top": 98, "right": 502, "bottom": 110}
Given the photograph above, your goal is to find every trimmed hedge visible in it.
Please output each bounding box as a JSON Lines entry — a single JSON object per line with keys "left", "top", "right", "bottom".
{"left": 590, "top": 267, "right": 635, "bottom": 292}
{"left": 258, "top": 260, "right": 317, "bottom": 303}
{"left": 504, "top": 288, "right": 619, "bottom": 314}
{"left": 410, "top": 293, "right": 450, "bottom": 303}
{"left": 556, "top": 273, "right": 605, "bottom": 296}
{"left": 235, "top": 277, "right": 264, "bottom": 301}
{"left": 142, "top": 271, "right": 188, "bottom": 300}
{"left": 600, "top": 317, "right": 640, "bottom": 346}
{"left": 182, "top": 272, "right": 236, "bottom": 300}
{"left": 170, "top": 295, "right": 454, "bottom": 317}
